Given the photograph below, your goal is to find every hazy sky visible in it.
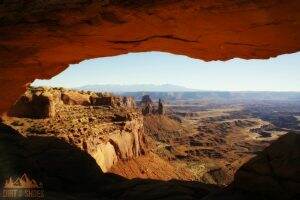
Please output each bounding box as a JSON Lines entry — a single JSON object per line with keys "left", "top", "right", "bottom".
{"left": 32, "top": 51, "right": 300, "bottom": 91}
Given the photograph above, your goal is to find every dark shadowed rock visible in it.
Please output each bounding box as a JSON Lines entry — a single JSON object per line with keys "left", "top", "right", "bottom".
{"left": 141, "top": 95, "right": 153, "bottom": 104}
{"left": 141, "top": 95, "right": 155, "bottom": 115}
{"left": 140, "top": 95, "right": 165, "bottom": 115}
{"left": 202, "top": 133, "right": 300, "bottom": 200}
{"left": 157, "top": 98, "right": 164, "bottom": 115}
{"left": 8, "top": 89, "right": 56, "bottom": 119}
{"left": 232, "top": 132, "right": 300, "bottom": 199}
{"left": 0, "top": 123, "right": 120, "bottom": 193}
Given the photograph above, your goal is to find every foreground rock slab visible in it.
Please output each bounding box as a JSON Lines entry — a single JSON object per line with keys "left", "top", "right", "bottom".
{"left": 205, "top": 132, "right": 300, "bottom": 200}
{"left": 233, "top": 132, "right": 300, "bottom": 200}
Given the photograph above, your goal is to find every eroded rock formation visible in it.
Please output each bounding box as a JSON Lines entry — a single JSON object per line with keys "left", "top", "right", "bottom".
{"left": 1, "top": 0, "right": 300, "bottom": 113}
{"left": 8, "top": 87, "right": 135, "bottom": 118}
{"left": 141, "top": 95, "right": 155, "bottom": 115}
{"left": 157, "top": 98, "right": 165, "bottom": 115}
{"left": 140, "top": 95, "right": 165, "bottom": 115}
{"left": 4, "top": 87, "right": 146, "bottom": 172}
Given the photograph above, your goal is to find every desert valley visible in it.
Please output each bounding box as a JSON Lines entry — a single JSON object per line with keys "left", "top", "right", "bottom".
{"left": 0, "top": 86, "right": 299, "bottom": 199}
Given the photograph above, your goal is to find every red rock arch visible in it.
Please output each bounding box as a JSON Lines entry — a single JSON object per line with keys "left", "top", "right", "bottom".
{"left": 0, "top": 0, "right": 300, "bottom": 113}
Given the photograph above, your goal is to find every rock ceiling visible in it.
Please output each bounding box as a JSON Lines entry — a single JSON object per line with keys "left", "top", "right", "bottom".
{"left": 0, "top": 0, "right": 300, "bottom": 113}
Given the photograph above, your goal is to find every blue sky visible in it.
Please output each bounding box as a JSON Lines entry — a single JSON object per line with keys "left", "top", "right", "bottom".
{"left": 32, "top": 51, "right": 300, "bottom": 91}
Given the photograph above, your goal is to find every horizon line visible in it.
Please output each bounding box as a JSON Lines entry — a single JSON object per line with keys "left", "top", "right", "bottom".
{"left": 30, "top": 85, "right": 300, "bottom": 93}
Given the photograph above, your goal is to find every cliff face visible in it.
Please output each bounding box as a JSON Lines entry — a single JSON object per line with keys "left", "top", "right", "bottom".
{"left": 4, "top": 87, "right": 146, "bottom": 172}
{"left": 1, "top": 0, "right": 300, "bottom": 113}
{"left": 89, "top": 116, "right": 145, "bottom": 172}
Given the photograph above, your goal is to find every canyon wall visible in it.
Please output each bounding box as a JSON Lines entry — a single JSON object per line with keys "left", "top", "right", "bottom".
{"left": 91, "top": 118, "right": 145, "bottom": 172}
{"left": 5, "top": 87, "right": 146, "bottom": 172}
{"left": 0, "top": 0, "right": 300, "bottom": 113}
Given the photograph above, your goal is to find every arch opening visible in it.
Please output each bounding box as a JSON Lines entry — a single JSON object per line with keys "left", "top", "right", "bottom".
{"left": 3, "top": 51, "right": 300, "bottom": 186}
{"left": 1, "top": 0, "right": 300, "bottom": 198}
{"left": 32, "top": 51, "right": 300, "bottom": 92}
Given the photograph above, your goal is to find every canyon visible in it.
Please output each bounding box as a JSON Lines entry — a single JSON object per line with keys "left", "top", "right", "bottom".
{"left": 1, "top": 87, "right": 299, "bottom": 199}
{"left": 0, "top": 1, "right": 300, "bottom": 199}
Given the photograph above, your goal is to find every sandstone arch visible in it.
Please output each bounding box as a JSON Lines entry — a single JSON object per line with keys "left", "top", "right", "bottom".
{"left": 0, "top": 0, "right": 300, "bottom": 113}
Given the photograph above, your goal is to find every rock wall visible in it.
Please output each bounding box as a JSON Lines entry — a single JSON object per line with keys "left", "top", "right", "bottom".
{"left": 0, "top": 0, "right": 300, "bottom": 113}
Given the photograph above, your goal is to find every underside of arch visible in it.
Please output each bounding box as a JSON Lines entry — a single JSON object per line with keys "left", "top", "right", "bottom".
{"left": 0, "top": 0, "right": 300, "bottom": 113}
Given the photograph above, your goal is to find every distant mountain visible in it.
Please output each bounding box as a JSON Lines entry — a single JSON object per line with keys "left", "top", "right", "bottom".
{"left": 76, "top": 84, "right": 300, "bottom": 102}
{"left": 76, "top": 84, "right": 196, "bottom": 92}
{"left": 121, "top": 91, "right": 300, "bottom": 102}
